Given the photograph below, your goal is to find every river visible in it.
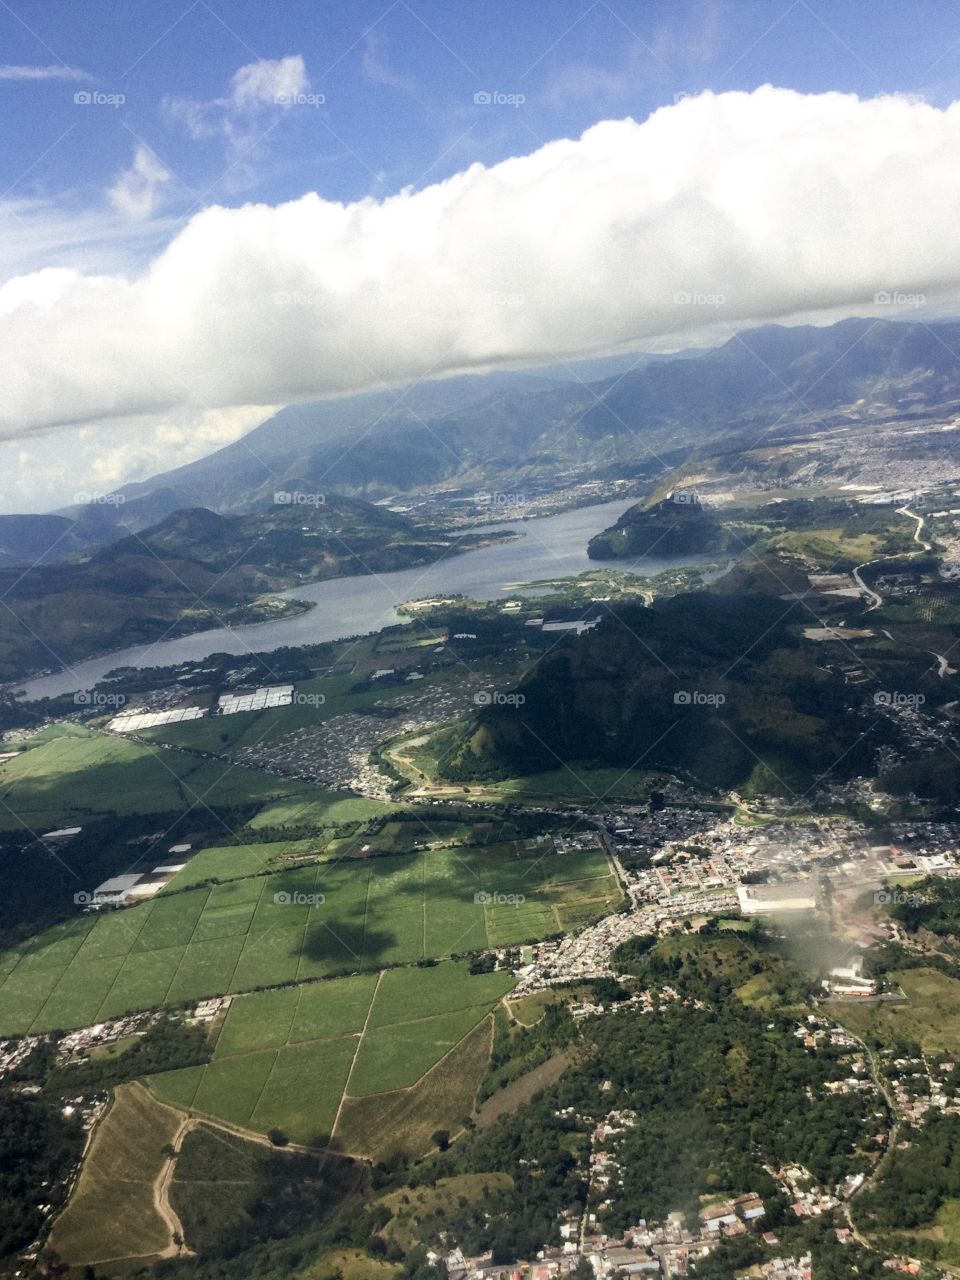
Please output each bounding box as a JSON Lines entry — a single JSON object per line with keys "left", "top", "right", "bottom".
{"left": 17, "top": 498, "right": 710, "bottom": 700}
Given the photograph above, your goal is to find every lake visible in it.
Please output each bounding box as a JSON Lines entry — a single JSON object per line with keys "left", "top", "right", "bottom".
{"left": 17, "top": 498, "right": 709, "bottom": 700}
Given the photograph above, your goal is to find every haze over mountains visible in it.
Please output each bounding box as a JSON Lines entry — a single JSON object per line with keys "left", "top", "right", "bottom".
{"left": 0, "top": 314, "right": 949, "bottom": 565}
{"left": 0, "top": 309, "right": 953, "bottom": 686}
{"left": 4, "top": 310, "right": 953, "bottom": 717}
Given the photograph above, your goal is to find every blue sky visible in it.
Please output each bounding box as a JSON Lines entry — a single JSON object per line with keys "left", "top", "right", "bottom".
{"left": 4, "top": 0, "right": 957, "bottom": 266}
{"left": 2, "top": 0, "right": 960, "bottom": 511}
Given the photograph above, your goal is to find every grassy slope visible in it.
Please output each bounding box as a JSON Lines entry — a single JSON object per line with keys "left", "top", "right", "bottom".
{"left": 835, "top": 967, "right": 960, "bottom": 1054}
{"left": 48, "top": 1083, "right": 183, "bottom": 1265}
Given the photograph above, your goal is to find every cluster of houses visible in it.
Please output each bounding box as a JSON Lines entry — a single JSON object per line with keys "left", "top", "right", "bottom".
{"left": 794, "top": 1015, "right": 867, "bottom": 1056}
{"left": 1, "top": 1009, "right": 156, "bottom": 1081}
{"left": 888, "top": 821, "right": 960, "bottom": 864}
{"left": 578, "top": 1194, "right": 771, "bottom": 1278}
{"left": 510, "top": 798, "right": 960, "bottom": 999}
{"left": 769, "top": 1165, "right": 839, "bottom": 1220}
{"left": 882, "top": 1052, "right": 960, "bottom": 1125}
{"left": 231, "top": 679, "right": 478, "bottom": 797}
{"left": 751, "top": 1254, "right": 812, "bottom": 1280}
{"left": 570, "top": 986, "right": 708, "bottom": 1023}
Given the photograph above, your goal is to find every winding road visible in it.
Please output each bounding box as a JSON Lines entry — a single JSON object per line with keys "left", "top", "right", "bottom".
{"left": 853, "top": 505, "right": 933, "bottom": 612}
{"left": 896, "top": 505, "right": 933, "bottom": 552}
{"left": 153, "top": 1111, "right": 196, "bottom": 1258}
{"left": 838, "top": 1033, "right": 901, "bottom": 1249}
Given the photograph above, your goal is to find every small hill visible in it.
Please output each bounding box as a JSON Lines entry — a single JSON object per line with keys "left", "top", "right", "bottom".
{"left": 587, "top": 493, "right": 733, "bottom": 559}
{"left": 0, "top": 514, "right": 97, "bottom": 566}
{"left": 440, "top": 593, "right": 898, "bottom": 795}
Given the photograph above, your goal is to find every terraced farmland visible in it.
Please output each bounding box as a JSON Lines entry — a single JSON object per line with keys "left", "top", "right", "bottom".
{"left": 149, "top": 961, "right": 514, "bottom": 1146}
{"left": 0, "top": 841, "right": 620, "bottom": 1035}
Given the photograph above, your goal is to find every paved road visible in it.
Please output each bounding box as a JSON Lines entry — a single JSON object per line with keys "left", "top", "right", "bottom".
{"left": 838, "top": 1032, "right": 901, "bottom": 1249}
{"left": 853, "top": 505, "right": 932, "bottom": 612}
{"left": 896, "top": 505, "right": 932, "bottom": 552}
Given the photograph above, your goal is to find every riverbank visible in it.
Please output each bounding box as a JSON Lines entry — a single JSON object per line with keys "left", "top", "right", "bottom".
{"left": 14, "top": 498, "right": 709, "bottom": 701}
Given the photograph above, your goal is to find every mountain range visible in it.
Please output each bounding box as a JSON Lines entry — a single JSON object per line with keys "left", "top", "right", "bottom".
{"left": 11, "top": 313, "right": 957, "bottom": 561}
{"left": 115, "top": 315, "right": 960, "bottom": 509}
{"left": 1, "top": 312, "right": 959, "bottom": 684}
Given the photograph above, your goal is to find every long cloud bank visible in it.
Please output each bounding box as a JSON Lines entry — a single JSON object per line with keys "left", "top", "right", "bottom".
{"left": 3, "top": 84, "right": 960, "bottom": 436}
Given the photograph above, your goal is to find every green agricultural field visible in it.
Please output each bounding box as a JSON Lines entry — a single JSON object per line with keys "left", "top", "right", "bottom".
{"left": 232, "top": 925, "right": 305, "bottom": 990}
{"left": 0, "top": 729, "right": 186, "bottom": 829}
{"left": 368, "top": 962, "right": 513, "bottom": 1026}
{"left": 0, "top": 841, "right": 616, "bottom": 1034}
{"left": 250, "top": 1036, "right": 357, "bottom": 1141}
{"left": 192, "top": 1049, "right": 278, "bottom": 1127}
{"left": 335, "top": 1016, "right": 495, "bottom": 1161}
{"left": 163, "top": 837, "right": 335, "bottom": 890}
{"left": 147, "top": 1063, "right": 205, "bottom": 1110}
{"left": 348, "top": 1006, "right": 494, "bottom": 1096}
{"left": 150, "top": 962, "right": 512, "bottom": 1146}
{"left": 245, "top": 790, "right": 394, "bottom": 830}
{"left": 16, "top": 917, "right": 92, "bottom": 970}
{"left": 0, "top": 722, "right": 332, "bottom": 831}
{"left": 215, "top": 985, "right": 301, "bottom": 1055}
{"left": 290, "top": 973, "right": 379, "bottom": 1042}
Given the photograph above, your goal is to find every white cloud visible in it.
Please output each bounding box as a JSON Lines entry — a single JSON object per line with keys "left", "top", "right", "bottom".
{"left": 230, "top": 54, "right": 309, "bottom": 110}
{"left": 0, "top": 197, "right": 181, "bottom": 280}
{"left": 0, "top": 403, "right": 274, "bottom": 512}
{"left": 542, "top": 43, "right": 650, "bottom": 110}
{"left": 108, "top": 146, "right": 172, "bottom": 220}
{"left": 165, "top": 54, "right": 310, "bottom": 143}
{"left": 362, "top": 29, "right": 418, "bottom": 94}
{"left": 3, "top": 86, "right": 960, "bottom": 438}
{"left": 0, "top": 64, "right": 89, "bottom": 81}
